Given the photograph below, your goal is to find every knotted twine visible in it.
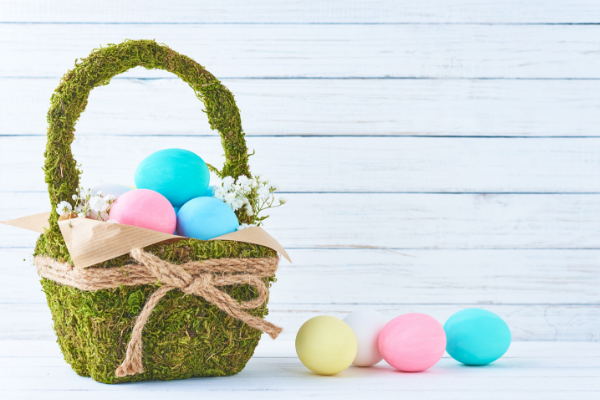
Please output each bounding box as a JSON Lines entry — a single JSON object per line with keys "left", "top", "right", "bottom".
{"left": 34, "top": 248, "right": 282, "bottom": 378}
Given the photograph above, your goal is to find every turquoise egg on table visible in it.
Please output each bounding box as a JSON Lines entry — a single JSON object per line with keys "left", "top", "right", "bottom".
{"left": 444, "top": 308, "right": 511, "bottom": 366}
{"left": 134, "top": 148, "right": 210, "bottom": 208}
{"left": 176, "top": 197, "right": 239, "bottom": 240}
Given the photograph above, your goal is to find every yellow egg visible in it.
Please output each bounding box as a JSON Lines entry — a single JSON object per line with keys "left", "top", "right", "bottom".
{"left": 295, "top": 316, "right": 357, "bottom": 375}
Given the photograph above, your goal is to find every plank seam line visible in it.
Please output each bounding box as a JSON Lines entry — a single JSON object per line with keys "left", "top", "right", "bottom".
{"left": 3, "top": 191, "right": 600, "bottom": 195}
{"left": 268, "top": 303, "right": 600, "bottom": 306}
{"left": 1, "top": 22, "right": 600, "bottom": 26}
{"left": 2, "top": 247, "right": 600, "bottom": 251}
{"left": 0, "top": 302, "right": 598, "bottom": 306}
{"left": 4, "top": 76, "right": 600, "bottom": 81}
{"left": 3, "top": 135, "right": 600, "bottom": 139}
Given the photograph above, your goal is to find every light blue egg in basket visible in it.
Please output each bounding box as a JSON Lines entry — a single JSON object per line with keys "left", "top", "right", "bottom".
{"left": 176, "top": 197, "right": 239, "bottom": 240}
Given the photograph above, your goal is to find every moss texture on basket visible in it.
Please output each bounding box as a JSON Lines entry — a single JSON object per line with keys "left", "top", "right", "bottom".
{"left": 34, "top": 39, "right": 277, "bottom": 384}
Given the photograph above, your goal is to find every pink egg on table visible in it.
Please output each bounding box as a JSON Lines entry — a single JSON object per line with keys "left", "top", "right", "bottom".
{"left": 378, "top": 313, "right": 446, "bottom": 372}
{"left": 109, "top": 189, "right": 176, "bottom": 234}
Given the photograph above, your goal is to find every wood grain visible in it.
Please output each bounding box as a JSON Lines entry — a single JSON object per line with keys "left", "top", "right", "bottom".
{"left": 1, "top": 302, "right": 597, "bottom": 342}
{"left": 2, "top": 193, "right": 599, "bottom": 249}
{"left": 1, "top": 0, "right": 598, "bottom": 352}
{"left": 2, "top": 78, "right": 600, "bottom": 137}
{"left": 1, "top": 357, "right": 599, "bottom": 400}
{"left": 2, "top": 24, "right": 600, "bottom": 78}
{"left": 3, "top": 248, "right": 598, "bottom": 305}
{"left": 2, "top": 0, "right": 599, "bottom": 24}
{"left": 1, "top": 136, "right": 599, "bottom": 193}
{"left": 1, "top": 347, "right": 599, "bottom": 400}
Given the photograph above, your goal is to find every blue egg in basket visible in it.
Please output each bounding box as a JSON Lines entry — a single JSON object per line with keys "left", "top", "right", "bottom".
{"left": 444, "top": 308, "right": 511, "bottom": 366}
{"left": 134, "top": 148, "right": 210, "bottom": 208}
{"left": 176, "top": 197, "right": 239, "bottom": 240}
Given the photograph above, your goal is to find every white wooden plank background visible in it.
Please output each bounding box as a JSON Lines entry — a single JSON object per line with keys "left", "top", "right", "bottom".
{"left": 3, "top": 24, "right": 600, "bottom": 79}
{"left": 2, "top": 192, "right": 599, "bottom": 249}
{"left": 2, "top": 136, "right": 599, "bottom": 192}
{"left": 2, "top": 248, "right": 598, "bottom": 342}
{"left": 2, "top": 0, "right": 600, "bottom": 24}
{"left": 0, "top": 1, "right": 599, "bottom": 397}
{"left": 3, "top": 78, "right": 600, "bottom": 137}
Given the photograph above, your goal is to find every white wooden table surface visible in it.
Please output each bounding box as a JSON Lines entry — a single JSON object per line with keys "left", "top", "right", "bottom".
{"left": 1, "top": 340, "right": 599, "bottom": 399}
{"left": 1, "top": 1, "right": 599, "bottom": 398}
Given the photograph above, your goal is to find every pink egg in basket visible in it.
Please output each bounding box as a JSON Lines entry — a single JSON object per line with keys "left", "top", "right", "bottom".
{"left": 109, "top": 189, "right": 176, "bottom": 234}
{"left": 378, "top": 313, "right": 446, "bottom": 372}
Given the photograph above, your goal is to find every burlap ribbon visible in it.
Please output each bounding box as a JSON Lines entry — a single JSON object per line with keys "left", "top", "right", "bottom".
{"left": 34, "top": 249, "right": 282, "bottom": 378}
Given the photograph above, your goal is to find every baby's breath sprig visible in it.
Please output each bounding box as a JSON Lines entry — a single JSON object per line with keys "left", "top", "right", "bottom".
{"left": 213, "top": 174, "right": 286, "bottom": 229}
{"left": 60, "top": 187, "right": 117, "bottom": 221}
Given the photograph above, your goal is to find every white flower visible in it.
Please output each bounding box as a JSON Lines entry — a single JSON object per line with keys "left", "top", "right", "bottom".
{"left": 236, "top": 176, "right": 251, "bottom": 191}
{"left": 222, "top": 176, "right": 235, "bottom": 190}
{"left": 258, "top": 186, "right": 271, "bottom": 200}
{"left": 279, "top": 196, "right": 287, "bottom": 205}
{"left": 235, "top": 197, "right": 246, "bottom": 208}
{"left": 78, "top": 187, "right": 91, "bottom": 198}
{"left": 213, "top": 173, "right": 285, "bottom": 226}
{"left": 236, "top": 223, "right": 256, "bottom": 231}
{"left": 96, "top": 190, "right": 103, "bottom": 196}
{"left": 105, "top": 194, "right": 117, "bottom": 203}
{"left": 225, "top": 192, "right": 237, "bottom": 202}
{"left": 56, "top": 201, "right": 72, "bottom": 216}
{"left": 223, "top": 192, "right": 240, "bottom": 210}
{"left": 72, "top": 194, "right": 78, "bottom": 200}
{"left": 89, "top": 196, "right": 108, "bottom": 212}
{"left": 78, "top": 212, "right": 86, "bottom": 218}
{"left": 213, "top": 187, "right": 225, "bottom": 200}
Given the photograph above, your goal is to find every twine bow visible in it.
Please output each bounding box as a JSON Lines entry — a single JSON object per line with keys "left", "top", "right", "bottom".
{"left": 34, "top": 249, "right": 282, "bottom": 378}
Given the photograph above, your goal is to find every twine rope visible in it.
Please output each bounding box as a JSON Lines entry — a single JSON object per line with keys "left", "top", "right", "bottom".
{"left": 34, "top": 249, "right": 282, "bottom": 378}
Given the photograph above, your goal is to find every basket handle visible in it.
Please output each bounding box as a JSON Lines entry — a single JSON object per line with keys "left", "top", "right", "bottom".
{"left": 44, "top": 39, "right": 251, "bottom": 233}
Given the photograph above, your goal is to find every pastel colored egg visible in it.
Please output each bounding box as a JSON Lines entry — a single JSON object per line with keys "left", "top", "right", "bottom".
{"left": 173, "top": 206, "right": 180, "bottom": 214}
{"left": 91, "top": 183, "right": 132, "bottom": 198}
{"left": 134, "top": 148, "right": 210, "bottom": 207}
{"left": 109, "top": 189, "right": 176, "bottom": 234}
{"left": 379, "top": 313, "right": 446, "bottom": 372}
{"left": 204, "top": 185, "right": 215, "bottom": 196}
{"left": 176, "top": 197, "right": 239, "bottom": 240}
{"left": 444, "top": 308, "right": 511, "bottom": 366}
{"left": 295, "top": 316, "right": 357, "bottom": 375}
{"left": 343, "top": 310, "right": 388, "bottom": 367}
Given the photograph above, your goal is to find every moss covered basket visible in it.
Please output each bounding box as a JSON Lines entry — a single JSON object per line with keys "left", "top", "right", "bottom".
{"left": 34, "top": 39, "right": 278, "bottom": 384}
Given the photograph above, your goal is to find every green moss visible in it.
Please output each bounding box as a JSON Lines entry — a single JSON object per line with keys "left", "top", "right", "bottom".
{"left": 34, "top": 40, "right": 277, "bottom": 383}
{"left": 41, "top": 39, "right": 253, "bottom": 263}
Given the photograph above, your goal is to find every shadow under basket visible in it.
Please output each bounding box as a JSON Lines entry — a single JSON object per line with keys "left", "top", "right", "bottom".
{"left": 34, "top": 39, "right": 279, "bottom": 384}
